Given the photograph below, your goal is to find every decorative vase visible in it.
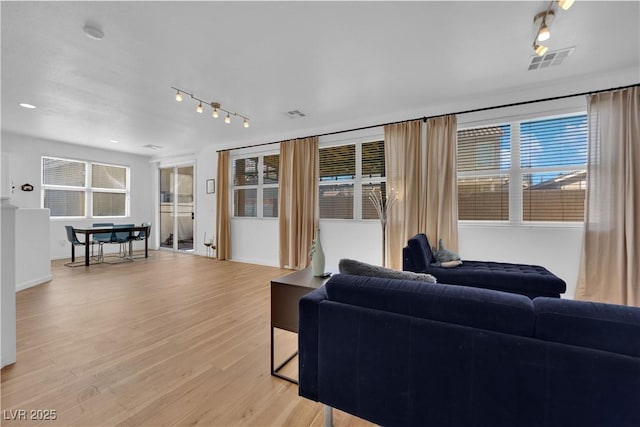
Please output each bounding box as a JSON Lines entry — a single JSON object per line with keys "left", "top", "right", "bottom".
{"left": 310, "top": 228, "right": 325, "bottom": 277}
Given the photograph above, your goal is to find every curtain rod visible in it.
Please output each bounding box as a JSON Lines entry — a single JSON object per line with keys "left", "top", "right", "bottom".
{"left": 216, "top": 82, "right": 639, "bottom": 153}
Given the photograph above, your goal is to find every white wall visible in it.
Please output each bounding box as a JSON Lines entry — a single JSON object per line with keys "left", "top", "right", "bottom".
{"left": 1, "top": 131, "right": 155, "bottom": 260}
{"left": 459, "top": 224, "right": 582, "bottom": 299}
{"left": 15, "top": 208, "right": 52, "bottom": 290}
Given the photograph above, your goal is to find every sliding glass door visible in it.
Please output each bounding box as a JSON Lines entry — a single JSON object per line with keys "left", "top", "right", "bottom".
{"left": 159, "top": 165, "right": 194, "bottom": 251}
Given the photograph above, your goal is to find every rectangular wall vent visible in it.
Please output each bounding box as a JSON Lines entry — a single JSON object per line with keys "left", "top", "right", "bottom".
{"left": 528, "top": 47, "right": 575, "bottom": 70}
{"left": 286, "top": 109, "right": 307, "bottom": 118}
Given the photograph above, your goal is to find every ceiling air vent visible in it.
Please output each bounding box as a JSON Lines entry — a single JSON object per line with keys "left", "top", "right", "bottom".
{"left": 286, "top": 109, "right": 307, "bottom": 119}
{"left": 528, "top": 47, "right": 575, "bottom": 70}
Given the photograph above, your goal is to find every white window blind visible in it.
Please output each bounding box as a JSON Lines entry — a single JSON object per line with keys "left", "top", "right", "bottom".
{"left": 43, "top": 157, "right": 86, "bottom": 187}
{"left": 92, "top": 163, "right": 128, "bottom": 216}
{"left": 520, "top": 115, "right": 587, "bottom": 222}
{"left": 361, "top": 140, "right": 386, "bottom": 220}
{"left": 457, "top": 125, "right": 511, "bottom": 220}
{"left": 232, "top": 154, "right": 279, "bottom": 218}
{"left": 42, "top": 157, "right": 129, "bottom": 218}
{"left": 263, "top": 154, "right": 279, "bottom": 218}
{"left": 457, "top": 113, "right": 587, "bottom": 223}
{"left": 319, "top": 145, "right": 356, "bottom": 219}
{"left": 233, "top": 157, "right": 258, "bottom": 217}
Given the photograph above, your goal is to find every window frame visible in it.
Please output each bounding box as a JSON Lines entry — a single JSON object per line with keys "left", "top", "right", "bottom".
{"left": 457, "top": 111, "right": 587, "bottom": 225}
{"left": 231, "top": 151, "right": 280, "bottom": 219}
{"left": 318, "top": 137, "right": 386, "bottom": 221}
{"left": 41, "top": 156, "right": 130, "bottom": 219}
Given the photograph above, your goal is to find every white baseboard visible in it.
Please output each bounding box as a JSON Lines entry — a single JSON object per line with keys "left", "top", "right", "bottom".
{"left": 16, "top": 274, "right": 53, "bottom": 292}
{"left": 228, "top": 256, "right": 278, "bottom": 267}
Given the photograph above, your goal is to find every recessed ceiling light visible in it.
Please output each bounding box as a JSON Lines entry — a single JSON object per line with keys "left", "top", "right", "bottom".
{"left": 83, "top": 25, "right": 104, "bottom": 40}
{"left": 19, "top": 103, "right": 36, "bottom": 109}
{"left": 143, "top": 144, "right": 163, "bottom": 150}
{"left": 110, "top": 139, "right": 119, "bottom": 144}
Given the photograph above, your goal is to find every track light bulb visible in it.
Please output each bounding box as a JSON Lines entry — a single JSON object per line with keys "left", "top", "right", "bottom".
{"left": 243, "top": 118, "right": 250, "bottom": 128}
{"left": 212, "top": 108, "right": 219, "bottom": 118}
{"left": 537, "top": 24, "right": 550, "bottom": 42}
{"left": 196, "top": 102, "right": 203, "bottom": 113}
{"left": 558, "top": 0, "right": 575, "bottom": 11}
{"left": 225, "top": 113, "right": 231, "bottom": 124}
{"left": 534, "top": 43, "right": 549, "bottom": 56}
{"left": 175, "top": 90, "right": 182, "bottom": 102}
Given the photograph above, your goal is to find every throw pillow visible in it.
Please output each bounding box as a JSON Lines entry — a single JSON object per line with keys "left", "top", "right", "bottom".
{"left": 339, "top": 258, "right": 437, "bottom": 283}
{"left": 430, "top": 238, "right": 462, "bottom": 267}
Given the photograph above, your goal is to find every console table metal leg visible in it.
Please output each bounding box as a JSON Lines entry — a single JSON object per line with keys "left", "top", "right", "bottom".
{"left": 270, "top": 325, "right": 298, "bottom": 384}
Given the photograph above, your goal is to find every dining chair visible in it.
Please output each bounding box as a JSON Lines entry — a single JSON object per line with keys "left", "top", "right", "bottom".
{"left": 112, "top": 224, "right": 136, "bottom": 258}
{"left": 92, "top": 222, "right": 114, "bottom": 262}
{"left": 130, "top": 222, "right": 152, "bottom": 259}
{"left": 64, "top": 225, "right": 100, "bottom": 266}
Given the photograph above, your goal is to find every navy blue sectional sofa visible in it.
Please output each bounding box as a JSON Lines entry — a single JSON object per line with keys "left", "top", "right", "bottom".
{"left": 403, "top": 233, "right": 566, "bottom": 298}
{"left": 299, "top": 274, "right": 640, "bottom": 427}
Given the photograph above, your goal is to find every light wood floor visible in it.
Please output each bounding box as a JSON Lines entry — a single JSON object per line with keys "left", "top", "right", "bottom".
{"left": 1, "top": 251, "right": 374, "bottom": 427}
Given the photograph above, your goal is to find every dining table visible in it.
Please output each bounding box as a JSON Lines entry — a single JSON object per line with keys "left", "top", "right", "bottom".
{"left": 72, "top": 224, "right": 151, "bottom": 266}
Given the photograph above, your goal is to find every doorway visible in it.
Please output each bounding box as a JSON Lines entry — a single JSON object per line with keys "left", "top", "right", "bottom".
{"left": 159, "top": 165, "right": 194, "bottom": 251}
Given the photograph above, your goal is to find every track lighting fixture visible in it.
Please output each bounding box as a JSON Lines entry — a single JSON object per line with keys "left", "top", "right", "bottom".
{"left": 170, "top": 86, "right": 250, "bottom": 128}
{"left": 534, "top": 9, "right": 554, "bottom": 42}
{"left": 533, "top": 42, "right": 549, "bottom": 57}
{"left": 557, "top": 0, "right": 575, "bottom": 11}
{"left": 537, "top": 21, "right": 551, "bottom": 42}
{"left": 531, "top": 1, "right": 574, "bottom": 56}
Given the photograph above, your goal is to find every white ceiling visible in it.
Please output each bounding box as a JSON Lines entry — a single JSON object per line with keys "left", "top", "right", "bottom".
{"left": 2, "top": 1, "right": 639, "bottom": 158}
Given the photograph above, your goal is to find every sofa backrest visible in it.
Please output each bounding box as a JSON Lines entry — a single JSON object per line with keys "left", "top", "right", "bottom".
{"left": 403, "top": 233, "right": 434, "bottom": 272}
{"left": 325, "top": 274, "right": 535, "bottom": 337}
{"left": 534, "top": 297, "right": 640, "bottom": 358}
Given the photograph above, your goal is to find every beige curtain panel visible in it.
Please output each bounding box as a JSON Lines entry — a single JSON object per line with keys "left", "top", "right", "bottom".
{"left": 384, "top": 120, "right": 424, "bottom": 269}
{"left": 279, "top": 137, "right": 319, "bottom": 269}
{"left": 425, "top": 115, "right": 459, "bottom": 252}
{"left": 215, "top": 150, "right": 232, "bottom": 260}
{"left": 576, "top": 86, "right": 640, "bottom": 306}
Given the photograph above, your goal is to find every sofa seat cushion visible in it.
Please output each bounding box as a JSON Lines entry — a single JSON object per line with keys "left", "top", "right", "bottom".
{"left": 426, "top": 261, "right": 566, "bottom": 296}
{"left": 325, "top": 274, "right": 535, "bottom": 337}
{"left": 534, "top": 297, "right": 640, "bottom": 358}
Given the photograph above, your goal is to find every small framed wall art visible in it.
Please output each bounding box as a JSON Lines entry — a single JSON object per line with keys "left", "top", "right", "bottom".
{"left": 206, "top": 179, "right": 215, "bottom": 194}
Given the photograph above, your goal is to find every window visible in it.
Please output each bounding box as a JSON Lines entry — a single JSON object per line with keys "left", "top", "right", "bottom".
{"left": 457, "top": 113, "right": 587, "bottom": 222}
{"left": 319, "top": 145, "right": 355, "bottom": 219}
{"left": 457, "top": 125, "right": 511, "bottom": 220}
{"left": 520, "top": 115, "right": 587, "bottom": 221}
{"left": 319, "top": 140, "right": 385, "bottom": 220}
{"left": 42, "top": 157, "right": 129, "bottom": 218}
{"left": 92, "top": 163, "right": 128, "bottom": 217}
{"left": 233, "top": 153, "right": 279, "bottom": 218}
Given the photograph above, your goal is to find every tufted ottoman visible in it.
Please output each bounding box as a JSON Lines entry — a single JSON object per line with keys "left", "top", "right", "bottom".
{"left": 403, "top": 234, "right": 566, "bottom": 298}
